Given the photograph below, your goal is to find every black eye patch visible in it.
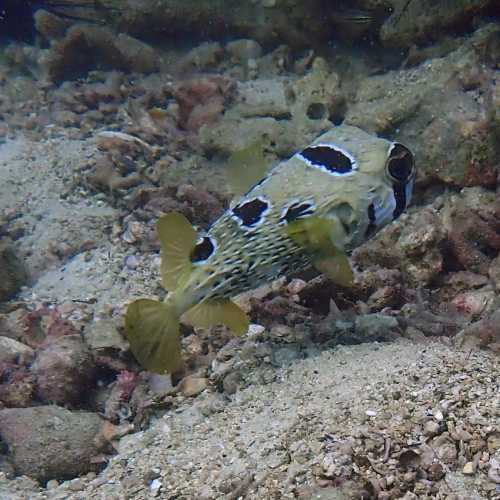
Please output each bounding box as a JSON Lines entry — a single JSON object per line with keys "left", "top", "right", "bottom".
{"left": 299, "top": 145, "right": 354, "bottom": 174}
{"left": 232, "top": 198, "right": 269, "bottom": 228}
{"left": 387, "top": 143, "right": 414, "bottom": 183}
{"left": 190, "top": 236, "right": 216, "bottom": 263}
{"left": 281, "top": 202, "right": 315, "bottom": 223}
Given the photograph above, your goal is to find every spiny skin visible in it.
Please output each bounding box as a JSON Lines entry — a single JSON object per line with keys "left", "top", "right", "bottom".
{"left": 170, "top": 124, "right": 416, "bottom": 314}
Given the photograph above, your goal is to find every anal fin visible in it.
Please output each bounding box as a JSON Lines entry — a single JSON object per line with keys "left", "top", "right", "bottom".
{"left": 183, "top": 299, "right": 250, "bottom": 335}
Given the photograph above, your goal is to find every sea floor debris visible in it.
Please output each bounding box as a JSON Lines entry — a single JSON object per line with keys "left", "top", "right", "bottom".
{"left": 0, "top": 2, "right": 499, "bottom": 497}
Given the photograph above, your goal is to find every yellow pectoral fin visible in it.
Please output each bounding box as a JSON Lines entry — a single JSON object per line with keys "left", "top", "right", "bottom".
{"left": 286, "top": 216, "right": 354, "bottom": 287}
{"left": 286, "top": 216, "right": 343, "bottom": 252}
{"left": 125, "top": 299, "right": 182, "bottom": 374}
{"left": 183, "top": 299, "right": 250, "bottom": 335}
{"left": 157, "top": 213, "right": 197, "bottom": 290}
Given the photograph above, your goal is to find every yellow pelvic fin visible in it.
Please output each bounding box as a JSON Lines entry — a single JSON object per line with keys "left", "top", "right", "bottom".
{"left": 157, "top": 213, "right": 197, "bottom": 290}
{"left": 286, "top": 216, "right": 354, "bottom": 287}
{"left": 183, "top": 299, "right": 250, "bottom": 335}
{"left": 125, "top": 299, "right": 182, "bottom": 374}
{"left": 226, "top": 140, "right": 270, "bottom": 197}
{"left": 313, "top": 253, "right": 354, "bottom": 288}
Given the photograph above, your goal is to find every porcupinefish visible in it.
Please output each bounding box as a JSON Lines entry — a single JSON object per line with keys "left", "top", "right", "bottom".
{"left": 125, "top": 125, "right": 416, "bottom": 373}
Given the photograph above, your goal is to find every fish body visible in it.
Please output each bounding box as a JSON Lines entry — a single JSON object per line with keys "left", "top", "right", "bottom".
{"left": 125, "top": 125, "right": 416, "bottom": 373}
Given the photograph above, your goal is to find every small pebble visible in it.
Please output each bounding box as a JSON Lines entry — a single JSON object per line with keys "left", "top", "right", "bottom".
{"left": 365, "top": 410, "right": 377, "bottom": 417}
{"left": 46, "top": 480, "right": 59, "bottom": 490}
{"left": 424, "top": 420, "right": 440, "bottom": 437}
{"left": 463, "top": 462, "right": 475, "bottom": 475}
{"left": 124, "top": 255, "right": 140, "bottom": 270}
{"left": 150, "top": 478, "right": 162, "bottom": 496}
{"left": 247, "top": 324, "right": 265, "bottom": 339}
{"left": 434, "top": 410, "right": 444, "bottom": 421}
{"left": 178, "top": 376, "right": 209, "bottom": 397}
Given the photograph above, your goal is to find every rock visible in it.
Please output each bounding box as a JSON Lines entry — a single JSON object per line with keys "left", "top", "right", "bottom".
{"left": 32, "top": 335, "right": 96, "bottom": 407}
{"left": 114, "top": 33, "right": 158, "bottom": 74}
{"left": 226, "top": 39, "right": 262, "bottom": 63}
{"left": 147, "top": 373, "right": 173, "bottom": 396}
{"left": 488, "top": 457, "right": 500, "bottom": 484}
{"left": 456, "top": 309, "right": 500, "bottom": 349}
{"left": 462, "top": 461, "right": 476, "bottom": 475}
{"left": 199, "top": 59, "right": 343, "bottom": 157}
{"left": 0, "top": 239, "right": 28, "bottom": 302}
{"left": 0, "top": 406, "right": 102, "bottom": 482}
{"left": 489, "top": 254, "right": 500, "bottom": 290}
{"left": 222, "top": 371, "right": 241, "bottom": 395}
{"left": 83, "top": 318, "right": 128, "bottom": 351}
{"left": 177, "top": 376, "right": 209, "bottom": 397}
{"left": 290, "top": 57, "right": 344, "bottom": 125}
{"left": 423, "top": 420, "right": 440, "bottom": 437}
{"left": 353, "top": 209, "right": 445, "bottom": 287}
{"left": 451, "top": 289, "right": 499, "bottom": 319}
{"left": 44, "top": 25, "right": 158, "bottom": 82}
{"left": 0, "top": 366, "right": 35, "bottom": 408}
{"left": 0, "top": 308, "right": 27, "bottom": 341}
{"left": 231, "top": 78, "right": 291, "bottom": 121}
{"left": 180, "top": 42, "right": 224, "bottom": 71}
{"left": 113, "top": 0, "right": 340, "bottom": 49}
{"left": 346, "top": 24, "right": 500, "bottom": 189}
{"left": 174, "top": 76, "right": 236, "bottom": 132}
{"left": 442, "top": 189, "right": 500, "bottom": 275}
{"left": 380, "top": 0, "right": 494, "bottom": 48}
{"left": 0, "top": 337, "right": 34, "bottom": 364}
{"left": 355, "top": 314, "right": 399, "bottom": 339}
{"left": 199, "top": 116, "right": 288, "bottom": 155}
{"left": 33, "top": 9, "right": 70, "bottom": 40}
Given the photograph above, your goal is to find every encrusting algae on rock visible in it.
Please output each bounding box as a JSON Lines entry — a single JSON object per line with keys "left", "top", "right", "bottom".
{"left": 125, "top": 124, "right": 416, "bottom": 373}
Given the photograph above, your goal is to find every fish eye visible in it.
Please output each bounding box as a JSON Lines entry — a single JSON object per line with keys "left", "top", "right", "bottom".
{"left": 386, "top": 143, "right": 414, "bottom": 183}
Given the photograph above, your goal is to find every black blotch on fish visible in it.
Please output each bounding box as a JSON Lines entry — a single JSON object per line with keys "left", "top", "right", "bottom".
{"left": 190, "top": 236, "right": 215, "bottom": 263}
{"left": 392, "top": 183, "right": 406, "bottom": 219}
{"left": 232, "top": 198, "right": 269, "bottom": 228}
{"left": 387, "top": 143, "right": 414, "bottom": 182}
{"left": 300, "top": 146, "right": 353, "bottom": 174}
{"left": 365, "top": 203, "right": 377, "bottom": 237}
{"left": 282, "top": 202, "right": 315, "bottom": 223}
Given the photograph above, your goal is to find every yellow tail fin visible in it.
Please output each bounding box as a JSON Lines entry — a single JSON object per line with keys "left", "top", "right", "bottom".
{"left": 125, "top": 299, "right": 182, "bottom": 373}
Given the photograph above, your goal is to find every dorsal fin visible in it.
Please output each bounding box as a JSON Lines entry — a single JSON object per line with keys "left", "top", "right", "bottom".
{"left": 226, "top": 140, "right": 271, "bottom": 198}
{"left": 182, "top": 299, "right": 250, "bottom": 335}
{"left": 286, "top": 216, "right": 354, "bottom": 287}
{"left": 157, "top": 213, "right": 197, "bottom": 290}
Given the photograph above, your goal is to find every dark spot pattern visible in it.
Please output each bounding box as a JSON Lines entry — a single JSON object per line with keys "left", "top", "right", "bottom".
{"left": 300, "top": 146, "right": 353, "bottom": 174}
{"left": 282, "top": 202, "right": 315, "bottom": 224}
{"left": 365, "top": 203, "right": 377, "bottom": 237}
{"left": 232, "top": 198, "right": 269, "bottom": 228}
{"left": 190, "top": 237, "right": 215, "bottom": 263}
